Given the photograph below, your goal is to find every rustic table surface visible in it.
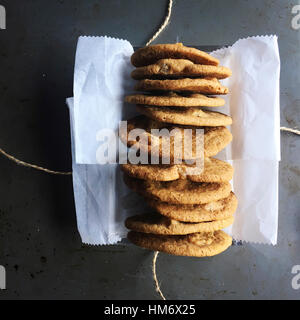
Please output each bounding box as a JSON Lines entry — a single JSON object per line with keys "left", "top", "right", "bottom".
{"left": 0, "top": 0, "right": 299, "bottom": 299}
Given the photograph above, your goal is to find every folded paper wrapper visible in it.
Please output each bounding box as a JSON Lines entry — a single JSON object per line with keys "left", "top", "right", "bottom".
{"left": 66, "top": 35, "right": 281, "bottom": 246}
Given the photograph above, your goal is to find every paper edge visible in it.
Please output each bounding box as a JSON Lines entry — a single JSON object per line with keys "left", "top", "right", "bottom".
{"left": 82, "top": 238, "right": 123, "bottom": 246}
{"left": 210, "top": 34, "right": 278, "bottom": 55}
{"left": 78, "top": 35, "right": 133, "bottom": 47}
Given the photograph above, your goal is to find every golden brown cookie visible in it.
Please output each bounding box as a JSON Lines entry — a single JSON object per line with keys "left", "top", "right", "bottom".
{"left": 188, "top": 157, "right": 233, "bottom": 183}
{"left": 136, "top": 105, "right": 232, "bottom": 127}
{"left": 204, "top": 126, "right": 232, "bottom": 158}
{"left": 125, "top": 92, "right": 225, "bottom": 108}
{"left": 125, "top": 212, "right": 234, "bottom": 235}
{"left": 135, "top": 78, "right": 228, "bottom": 95}
{"left": 131, "top": 59, "right": 232, "bottom": 80}
{"left": 121, "top": 158, "right": 233, "bottom": 183}
{"left": 124, "top": 175, "right": 232, "bottom": 205}
{"left": 131, "top": 43, "right": 219, "bottom": 67}
{"left": 147, "top": 192, "right": 238, "bottom": 222}
{"left": 119, "top": 115, "right": 232, "bottom": 161}
{"left": 127, "top": 230, "right": 232, "bottom": 257}
{"left": 121, "top": 163, "right": 180, "bottom": 181}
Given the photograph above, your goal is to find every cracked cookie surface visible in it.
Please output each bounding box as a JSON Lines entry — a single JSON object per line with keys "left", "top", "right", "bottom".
{"left": 135, "top": 78, "right": 229, "bottom": 95}
{"left": 131, "top": 43, "right": 219, "bottom": 67}
{"left": 127, "top": 230, "right": 232, "bottom": 257}
{"left": 121, "top": 158, "right": 234, "bottom": 183}
{"left": 119, "top": 115, "right": 232, "bottom": 161}
{"left": 131, "top": 59, "right": 232, "bottom": 80}
{"left": 125, "top": 212, "right": 234, "bottom": 235}
{"left": 146, "top": 192, "right": 238, "bottom": 222}
{"left": 137, "top": 105, "right": 232, "bottom": 126}
{"left": 124, "top": 174, "right": 232, "bottom": 205}
{"left": 125, "top": 92, "right": 225, "bottom": 107}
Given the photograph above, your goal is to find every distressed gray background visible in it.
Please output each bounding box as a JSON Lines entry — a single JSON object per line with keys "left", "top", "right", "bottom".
{"left": 0, "top": 0, "right": 299, "bottom": 300}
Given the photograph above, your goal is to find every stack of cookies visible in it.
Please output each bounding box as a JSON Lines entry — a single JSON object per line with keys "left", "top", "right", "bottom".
{"left": 121, "top": 43, "right": 237, "bottom": 257}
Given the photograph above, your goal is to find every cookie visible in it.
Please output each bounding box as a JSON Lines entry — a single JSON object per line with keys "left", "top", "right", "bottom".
{"left": 147, "top": 192, "right": 238, "bottom": 222}
{"left": 204, "top": 126, "right": 232, "bottom": 158}
{"left": 135, "top": 78, "right": 228, "bottom": 95}
{"left": 125, "top": 212, "right": 234, "bottom": 235}
{"left": 121, "top": 158, "right": 234, "bottom": 182}
{"left": 125, "top": 92, "right": 225, "bottom": 107}
{"left": 123, "top": 175, "right": 232, "bottom": 205}
{"left": 131, "top": 59, "right": 232, "bottom": 80}
{"left": 131, "top": 43, "right": 219, "bottom": 67}
{"left": 127, "top": 230, "right": 232, "bottom": 257}
{"left": 119, "top": 115, "right": 232, "bottom": 161}
{"left": 136, "top": 105, "right": 232, "bottom": 126}
{"left": 187, "top": 157, "right": 234, "bottom": 183}
{"left": 121, "top": 163, "right": 179, "bottom": 181}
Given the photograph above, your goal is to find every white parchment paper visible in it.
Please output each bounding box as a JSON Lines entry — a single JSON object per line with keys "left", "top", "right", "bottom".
{"left": 67, "top": 35, "right": 280, "bottom": 245}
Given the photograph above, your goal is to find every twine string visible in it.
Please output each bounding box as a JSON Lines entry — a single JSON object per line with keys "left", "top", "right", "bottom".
{"left": 145, "top": 0, "right": 173, "bottom": 46}
{"left": 279, "top": 126, "right": 300, "bottom": 135}
{"left": 152, "top": 251, "right": 166, "bottom": 300}
{"left": 0, "top": 147, "right": 72, "bottom": 175}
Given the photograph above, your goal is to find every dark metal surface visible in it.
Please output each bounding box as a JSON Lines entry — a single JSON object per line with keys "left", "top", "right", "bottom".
{"left": 0, "top": 0, "right": 299, "bottom": 299}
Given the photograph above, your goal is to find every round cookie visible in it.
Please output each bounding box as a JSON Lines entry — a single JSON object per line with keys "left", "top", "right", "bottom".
{"left": 119, "top": 115, "right": 232, "bottom": 161}
{"left": 125, "top": 212, "right": 234, "bottom": 235}
{"left": 123, "top": 175, "right": 232, "bottom": 205}
{"left": 135, "top": 78, "right": 228, "bottom": 95}
{"left": 127, "top": 230, "right": 232, "bottom": 257}
{"left": 125, "top": 93, "right": 225, "bottom": 108}
{"left": 131, "top": 43, "right": 219, "bottom": 67}
{"left": 121, "top": 158, "right": 234, "bottom": 183}
{"left": 146, "top": 192, "right": 238, "bottom": 222}
{"left": 136, "top": 105, "right": 232, "bottom": 126}
{"left": 131, "top": 59, "right": 232, "bottom": 80}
